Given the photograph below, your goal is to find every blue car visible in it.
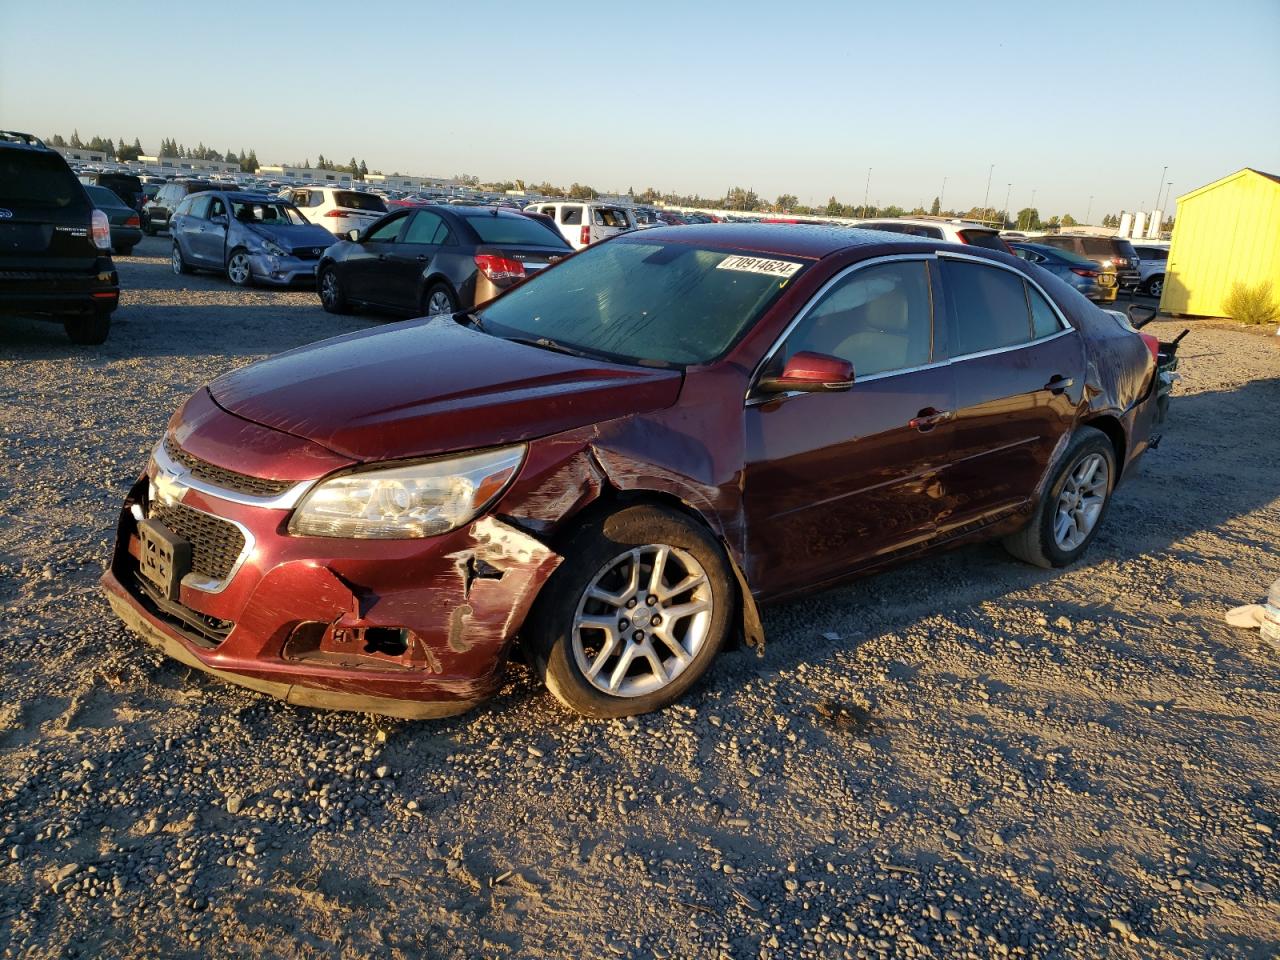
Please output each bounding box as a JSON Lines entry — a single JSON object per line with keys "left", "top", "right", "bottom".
{"left": 169, "top": 191, "right": 337, "bottom": 287}
{"left": 1009, "top": 242, "right": 1118, "bottom": 303}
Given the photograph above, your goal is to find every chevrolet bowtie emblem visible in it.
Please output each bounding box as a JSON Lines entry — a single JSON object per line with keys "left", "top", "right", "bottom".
{"left": 151, "top": 469, "right": 188, "bottom": 506}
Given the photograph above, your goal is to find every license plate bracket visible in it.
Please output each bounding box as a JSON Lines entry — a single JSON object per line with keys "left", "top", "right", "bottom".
{"left": 138, "top": 518, "right": 191, "bottom": 601}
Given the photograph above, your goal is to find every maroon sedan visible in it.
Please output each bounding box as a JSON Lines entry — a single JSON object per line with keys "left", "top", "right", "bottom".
{"left": 103, "top": 225, "right": 1159, "bottom": 719}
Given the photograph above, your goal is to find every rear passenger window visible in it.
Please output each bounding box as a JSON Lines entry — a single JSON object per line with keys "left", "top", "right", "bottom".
{"left": 560, "top": 206, "right": 583, "bottom": 225}
{"left": 942, "top": 261, "right": 1032, "bottom": 355}
{"left": 404, "top": 211, "right": 447, "bottom": 244}
{"left": 1081, "top": 238, "right": 1110, "bottom": 256}
{"left": 772, "top": 260, "right": 933, "bottom": 378}
{"left": 1026, "top": 284, "right": 1062, "bottom": 338}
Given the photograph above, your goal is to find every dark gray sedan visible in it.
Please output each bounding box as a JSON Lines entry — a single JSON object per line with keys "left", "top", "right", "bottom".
{"left": 1010, "top": 242, "right": 1118, "bottom": 304}
{"left": 84, "top": 184, "right": 143, "bottom": 256}
{"left": 316, "top": 205, "right": 571, "bottom": 317}
{"left": 169, "top": 191, "right": 339, "bottom": 287}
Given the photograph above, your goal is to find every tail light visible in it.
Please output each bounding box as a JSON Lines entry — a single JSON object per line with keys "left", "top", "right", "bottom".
{"left": 1138, "top": 331, "right": 1160, "bottom": 359}
{"left": 580, "top": 225, "right": 591, "bottom": 246}
{"left": 90, "top": 209, "right": 111, "bottom": 251}
{"left": 1071, "top": 267, "right": 1099, "bottom": 278}
{"left": 324, "top": 210, "right": 347, "bottom": 218}
{"left": 125, "top": 215, "right": 140, "bottom": 227}
{"left": 474, "top": 254, "right": 525, "bottom": 283}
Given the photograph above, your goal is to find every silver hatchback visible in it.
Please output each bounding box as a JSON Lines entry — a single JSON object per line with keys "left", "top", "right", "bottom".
{"left": 169, "top": 191, "right": 338, "bottom": 287}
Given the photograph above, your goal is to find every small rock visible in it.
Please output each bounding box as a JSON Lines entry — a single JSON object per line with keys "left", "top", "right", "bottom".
{"left": 225, "top": 795, "right": 244, "bottom": 815}
{"left": 928, "top": 904, "right": 942, "bottom": 921}
{"left": 944, "top": 909, "right": 961, "bottom": 922}
{"left": 1108, "top": 917, "right": 1133, "bottom": 938}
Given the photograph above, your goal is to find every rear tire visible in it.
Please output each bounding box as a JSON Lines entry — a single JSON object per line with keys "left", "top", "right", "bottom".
{"left": 64, "top": 310, "right": 111, "bottom": 345}
{"left": 529, "top": 505, "right": 734, "bottom": 718}
{"left": 171, "top": 242, "right": 193, "bottom": 275}
{"left": 1002, "top": 426, "right": 1116, "bottom": 569}
{"left": 318, "top": 265, "right": 351, "bottom": 314}
{"left": 421, "top": 282, "right": 458, "bottom": 318}
{"left": 1143, "top": 274, "right": 1164, "bottom": 297}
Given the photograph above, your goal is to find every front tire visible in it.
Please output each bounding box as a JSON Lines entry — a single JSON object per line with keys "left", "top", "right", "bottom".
{"left": 1003, "top": 426, "right": 1116, "bottom": 569}
{"left": 529, "top": 505, "right": 734, "bottom": 718}
{"left": 226, "top": 248, "right": 253, "bottom": 287}
{"left": 319, "top": 265, "right": 351, "bottom": 314}
{"left": 64, "top": 310, "right": 111, "bottom": 345}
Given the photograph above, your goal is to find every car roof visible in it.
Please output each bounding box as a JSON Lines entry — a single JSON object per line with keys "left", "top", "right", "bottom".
{"left": 624, "top": 222, "right": 951, "bottom": 260}
{"left": 0, "top": 130, "right": 51, "bottom": 152}
{"left": 863, "top": 217, "right": 997, "bottom": 231}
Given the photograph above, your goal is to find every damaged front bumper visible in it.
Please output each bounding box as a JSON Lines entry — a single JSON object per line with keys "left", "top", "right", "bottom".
{"left": 101, "top": 472, "right": 561, "bottom": 719}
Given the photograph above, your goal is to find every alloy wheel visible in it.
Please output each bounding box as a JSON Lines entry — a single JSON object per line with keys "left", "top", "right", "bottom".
{"left": 171, "top": 244, "right": 183, "bottom": 274}
{"left": 228, "top": 253, "right": 250, "bottom": 285}
{"left": 321, "top": 270, "right": 339, "bottom": 307}
{"left": 572, "top": 544, "right": 713, "bottom": 698}
{"left": 1149, "top": 277, "right": 1164, "bottom": 297}
{"left": 1053, "top": 453, "right": 1109, "bottom": 551}
{"left": 427, "top": 290, "right": 454, "bottom": 315}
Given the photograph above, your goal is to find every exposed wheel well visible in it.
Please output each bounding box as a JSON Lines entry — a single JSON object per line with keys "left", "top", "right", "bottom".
{"left": 1081, "top": 414, "right": 1127, "bottom": 478}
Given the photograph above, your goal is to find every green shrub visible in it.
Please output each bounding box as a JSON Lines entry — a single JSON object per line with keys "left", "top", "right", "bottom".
{"left": 1222, "top": 280, "right": 1280, "bottom": 326}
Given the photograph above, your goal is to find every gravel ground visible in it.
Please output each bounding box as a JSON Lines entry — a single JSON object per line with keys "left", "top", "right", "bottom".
{"left": 1, "top": 235, "right": 1278, "bottom": 959}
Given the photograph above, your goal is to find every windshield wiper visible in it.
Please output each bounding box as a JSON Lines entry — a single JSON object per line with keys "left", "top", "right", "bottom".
{"left": 455, "top": 311, "right": 484, "bottom": 331}
{"left": 503, "top": 335, "right": 594, "bottom": 359}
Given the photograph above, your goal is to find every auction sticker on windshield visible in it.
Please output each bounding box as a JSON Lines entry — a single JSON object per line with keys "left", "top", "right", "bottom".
{"left": 716, "top": 255, "right": 803, "bottom": 278}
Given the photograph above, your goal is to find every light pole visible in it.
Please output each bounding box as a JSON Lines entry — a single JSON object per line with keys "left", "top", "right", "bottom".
{"left": 939, "top": 176, "right": 948, "bottom": 211}
{"left": 1153, "top": 165, "right": 1167, "bottom": 216}
{"left": 1085, "top": 195, "right": 1094, "bottom": 225}
{"left": 1002, "top": 183, "right": 1012, "bottom": 229}
{"left": 982, "top": 163, "right": 994, "bottom": 218}
{"left": 862, "top": 167, "right": 871, "bottom": 218}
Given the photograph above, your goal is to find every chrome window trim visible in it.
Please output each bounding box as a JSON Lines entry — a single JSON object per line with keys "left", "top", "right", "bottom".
{"left": 745, "top": 253, "right": 938, "bottom": 404}
{"left": 152, "top": 439, "right": 316, "bottom": 510}
{"left": 744, "top": 250, "right": 1080, "bottom": 406}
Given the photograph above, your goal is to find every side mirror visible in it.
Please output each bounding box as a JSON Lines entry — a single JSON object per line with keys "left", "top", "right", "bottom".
{"left": 346, "top": 229, "right": 361, "bottom": 242}
{"left": 757, "top": 351, "right": 855, "bottom": 394}
{"left": 1126, "top": 303, "right": 1159, "bottom": 329}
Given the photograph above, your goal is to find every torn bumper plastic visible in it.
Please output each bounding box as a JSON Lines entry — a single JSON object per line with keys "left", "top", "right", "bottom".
{"left": 101, "top": 476, "right": 562, "bottom": 719}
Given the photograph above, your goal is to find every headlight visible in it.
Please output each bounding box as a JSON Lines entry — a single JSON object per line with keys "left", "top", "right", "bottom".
{"left": 288, "top": 445, "right": 525, "bottom": 539}
{"left": 260, "top": 239, "right": 288, "bottom": 257}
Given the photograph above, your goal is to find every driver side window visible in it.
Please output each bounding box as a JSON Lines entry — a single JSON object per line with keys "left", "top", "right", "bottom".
{"left": 367, "top": 214, "right": 407, "bottom": 243}
{"left": 770, "top": 260, "right": 934, "bottom": 380}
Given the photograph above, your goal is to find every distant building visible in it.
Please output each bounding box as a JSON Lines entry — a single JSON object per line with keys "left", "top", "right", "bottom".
{"left": 363, "top": 173, "right": 452, "bottom": 192}
{"left": 54, "top": 147, "right": 109, "bottom": 164}
{"left": 1162, "top": 167, "right": 1280, "bottom": 317}
{"left": 256, "top": 164, "right": 353, "bottom": 186}
{"left": 136, "top": 155, "right": 240, "bottom": 175}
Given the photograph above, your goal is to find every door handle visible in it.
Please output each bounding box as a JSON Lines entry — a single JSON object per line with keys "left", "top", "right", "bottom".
{"left": 415, "top": 254, "right": 428, "bottom": 262}
{"left": 1044, "top": 375, "right": 1074, "bottom": 394}
{"left": 909, "top": 407, "right": 954, "bottom": 432}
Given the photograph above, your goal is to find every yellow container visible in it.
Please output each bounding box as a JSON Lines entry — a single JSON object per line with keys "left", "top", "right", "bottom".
{"left": 1161, "top": 168, "right": 1280, "bottom": 317}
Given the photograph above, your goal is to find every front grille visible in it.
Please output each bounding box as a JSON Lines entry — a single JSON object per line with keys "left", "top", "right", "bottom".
{"left": 149, "top": 502, "right": 245, "bottom": 581}
{"left": 292, "top": 247, "right": 323, "bottom": 260}
{"left": 164, "top": 436, "right": 293, "bottom": 497}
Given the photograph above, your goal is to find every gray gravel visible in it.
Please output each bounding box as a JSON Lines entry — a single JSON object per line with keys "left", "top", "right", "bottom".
{"left": 1, "top": 236, "right": 1279, "bottom": 959}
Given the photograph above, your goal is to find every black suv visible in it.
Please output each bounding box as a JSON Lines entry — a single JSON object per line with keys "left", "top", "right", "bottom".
{"left": 82, "top": 171, "right": 144, "bottom": 214}
{"left": 1033, "top": 234, "right": 1141, "bottom": 289}
{"left": 0, "top": 132, "right": 119, "bottom": 344}
{"left": 143, "top": 180, "right": 214, "bottom": 235}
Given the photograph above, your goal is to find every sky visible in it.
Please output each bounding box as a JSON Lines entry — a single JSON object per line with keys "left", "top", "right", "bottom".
{"left": 2, "top": 0, "right": 1278, "bottom": 219}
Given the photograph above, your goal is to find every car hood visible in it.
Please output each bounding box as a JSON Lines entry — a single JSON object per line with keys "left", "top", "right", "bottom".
{"left": 208, "top": 318, "right": 684, "bottom": 462}
{"left": 245, "top": 222, "right": 336, "bottom": 250}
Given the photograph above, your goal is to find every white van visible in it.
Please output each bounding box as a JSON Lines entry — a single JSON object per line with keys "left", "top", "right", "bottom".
{"left": 286, "top": 186, "right": 388, "bottom": 237}
{"left": 524, "top": 201, "right": 632, "bottom": 249}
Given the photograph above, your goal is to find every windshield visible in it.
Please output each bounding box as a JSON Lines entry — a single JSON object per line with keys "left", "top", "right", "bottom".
{"left": 232, "top": 200, "right": 307, "bottom": 226}
{"left": 477, "top": 239, "right": 808, "bottom": 366}
{"left": 334, "top": 191, "right": 386, "bottom": 212}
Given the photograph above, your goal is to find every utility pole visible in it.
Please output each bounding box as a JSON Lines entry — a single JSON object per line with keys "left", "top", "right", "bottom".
{"left": 982, "top": 163, "right": 994, "bottom": 218}
{"left": 862, "top": 167, "right": 871, "bottom": 218}
{"left": 1002, "top": 183, "right": 1012, "bottom": 229}
{"left": 939, "top": 176, "right": 948, "bottom": 211}
{"left": 1153, "top": 165, "right": 1167, "bottom": 215}
{"left": 1085, "top": 195, "right": 1094, "bottom": 225}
